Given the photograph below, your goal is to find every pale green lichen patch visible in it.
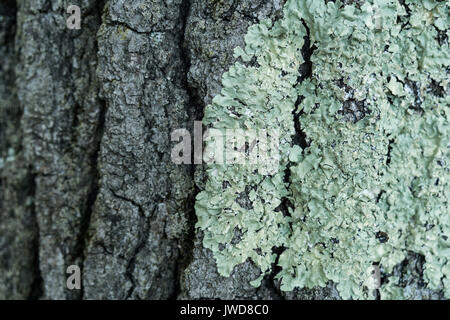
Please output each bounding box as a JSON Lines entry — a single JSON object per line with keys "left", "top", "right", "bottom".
{"left": 196, "top": 0, "right": 449, "bottom": 299}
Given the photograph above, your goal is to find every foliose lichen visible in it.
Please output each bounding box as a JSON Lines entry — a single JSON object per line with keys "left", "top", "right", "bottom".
{"left": 195, "top": 0, "right": 449, "bottom": 299}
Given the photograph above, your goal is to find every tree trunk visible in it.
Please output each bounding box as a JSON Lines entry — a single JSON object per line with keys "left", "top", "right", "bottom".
{"left": 0, "top": 0, "right": 446, "bottom": 300}
{"left": 0, "top": 0, "right": 285, "bottom": 300}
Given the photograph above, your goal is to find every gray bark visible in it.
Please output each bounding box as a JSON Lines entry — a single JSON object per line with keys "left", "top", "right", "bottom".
{"left": 0, "top": 0, "right": 443, "bottom": 300}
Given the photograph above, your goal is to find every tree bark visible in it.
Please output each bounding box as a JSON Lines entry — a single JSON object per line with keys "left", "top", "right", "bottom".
{"left": 0, "top": 0, "right": 445, "bottom": 300}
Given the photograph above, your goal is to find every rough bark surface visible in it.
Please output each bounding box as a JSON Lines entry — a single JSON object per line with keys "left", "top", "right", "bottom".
{"left": 0, "top": 0, "right": 443, "bottom": 300}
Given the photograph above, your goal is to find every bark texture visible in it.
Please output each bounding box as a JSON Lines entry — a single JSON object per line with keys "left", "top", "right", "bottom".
{"left": 0, "top": 0, "right": 443, "bottom": 300}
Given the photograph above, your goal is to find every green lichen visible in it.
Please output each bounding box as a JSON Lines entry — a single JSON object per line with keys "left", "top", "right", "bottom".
{"left": 196, "top": 0, "right": 449, "bottom": 299}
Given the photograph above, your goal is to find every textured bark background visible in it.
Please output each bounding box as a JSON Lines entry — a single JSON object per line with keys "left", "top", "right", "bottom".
{"left": 0, "top": 0, "right": 443, "bottom": 300}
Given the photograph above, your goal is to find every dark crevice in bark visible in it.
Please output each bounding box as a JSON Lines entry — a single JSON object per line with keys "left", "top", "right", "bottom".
{"left": 398, "top": 252, "right": 426, "bottom": 289}
{"left": 0, "top": 0, "right": 18, "bottom": 154}
{"left": 292, "top": 19, "right": 314, "bottom": 150}
{"left": 292, "top": 106, "right": 309, "bottom": 150}
{"left": 180, "top": 6, "right": 204, "bottom": 119}
{"left": 376, "top": 190, "right": 385, "bottom": 204}
{"left": 279, "top": 18, "right": 315, "bottom": 220}
{"left": 405, "top": 80, "right": 424, "bottom": 115}
{"left": 268, "top": 17, "right": 316, "bottom": 301}
{"left": 70, "top": 102, "right": 81, "bottom": 145}
{"left": 0, "top": 0, "right": 16, "bottom": 57}
{"left": 379, "top": 251, "right": 444, "bottom": 299}
{"left": 398, "top": 0, "right": 411, "bottom": 30}
{"left": 265, "top": 245, "right": 286, "bottom": 299}
{"left": 0, "top": 0, "right": 42, "bottom": 300}
{"left": 169, "top": 259, "right": 182, "bottom": 300}
{"left": 386, "top": 139, "right": 394, "bottom": 166}
{"left": 108, "top": 188, "right": 148, "bottom": 299}
{"left": 168, "top": 0, "right": 198, "bottom": 300}
{"left": 109, "top": 189, "right": 145, "bottom": 217}
{"left": 125, "top": 217, "right": 151, "bottom": 300}
{"left": 429, "top": 79, "right": 446, "bottom": 98}
{"left": 77, "top": 98, "right": 106, "bottom": 300}
{"left": 435, "top": 26, "right": 448, "bottom": 47}
{"left": 297, "top": 19, "right": 316, "bottom": 84}
{"left": 221, "top": 0, "right": 239, "bottom": 22}
{"left": 280, "top": 18, "right": 315, "bottom": 197}
{"left": 338, "top": 98, "right": 371, "bottom": 123}
{"left": 28, "top": 173, "right": 43, "bottom": 300}
{"left": 110, "top": 20, "right": 148, "bottom": 34}
{"left": 74, "top": 0, "right": 107, "bottom": 300}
